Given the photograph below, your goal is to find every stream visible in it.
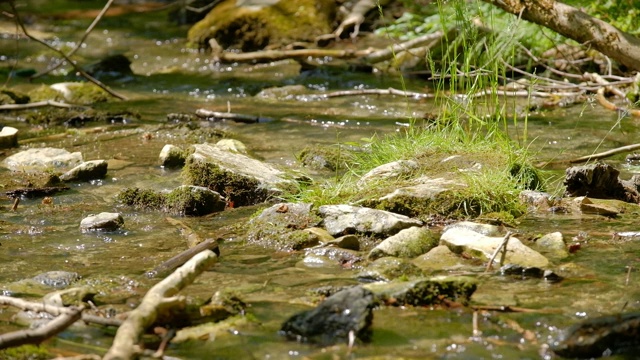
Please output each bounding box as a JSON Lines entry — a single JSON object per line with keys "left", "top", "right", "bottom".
{"left": 1, "top": 2, "right": 640, "bottom": 359}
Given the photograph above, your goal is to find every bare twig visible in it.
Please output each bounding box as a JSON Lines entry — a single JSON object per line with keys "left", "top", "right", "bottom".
{"left": 567, "top": 143, "right": 640, "bottom": 164}
{"left": 485, "top": 231, "right": 512, "bottom": 272}
{"left": 0, "top": 100, "right": 85, "bottom": 110}
{"left": 195, "top": 109, "right": 272, "bottom": 123}
{"left": 148, "top": 237, "right": 219, "bottom": 278}
{"left": 7, "top": 1, "right": 127, "bottom": 100}
{"left": 321, "top": 87, "right": 435, "bottom": 99}
{"left": 31, "top": 0, "right": 115, "bottom": 79}
{"left": 0, "top": 306, "right": 83, "bottom": 350}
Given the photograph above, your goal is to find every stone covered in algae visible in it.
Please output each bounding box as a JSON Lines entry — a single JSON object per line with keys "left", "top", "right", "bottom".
{"left": 188, "top": 0, "right": 336, "bottom": 51}
{"left": 117, "top": 185, "right": 225, "bottom": 216}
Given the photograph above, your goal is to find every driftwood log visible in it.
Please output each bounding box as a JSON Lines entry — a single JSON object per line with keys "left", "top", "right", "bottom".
{"left": 103, "top": 249, "right": 218, "bottom": 360}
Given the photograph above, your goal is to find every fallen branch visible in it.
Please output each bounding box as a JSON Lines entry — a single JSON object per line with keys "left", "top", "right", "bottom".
{"left": 0, "top": 306, "right": 83, "bottom": 350}
{"left": 568, "top": 143, "right": 640, "bottom": 164}
{"left": 321, "top": 87, "right": 435, "bottom": 99}
{"left": 165, "top": 216, "right": 203, "bottom": 248}
{"left": 103, "top": 249, "right": 218, "bottom": 360}
{"left": 195, "top": 109, "right": 273, "bottom": 123}
{"left": 362, "top": 31, "right": 448, "bottom": 64}
{"left": 583, "top": 72, "right": 640, "bottom": 117}
{"left": 217, "top": 48, "right": 372, "bottom": 63}
{"left": 0, "top": 296, "right": 122, "bottom": 327}
{"left": 148, "top": 237, "right": 220, "bottom": 278}
{"left": 472, "top": 305, "right": 562, "bottom": 313}
{"left": 31, "top": 0, "right": 115, "bottom": 79}
{"left": 0, "top": 100, "right": 85, "bottom": 111}
{"left": 7, "top": 1, "right": 127, "bottom": 100}
{"left": 485, "top": 231, "right": 512, "bottom": 272}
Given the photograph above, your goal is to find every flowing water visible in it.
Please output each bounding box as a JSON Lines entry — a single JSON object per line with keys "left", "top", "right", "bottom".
{"left": 1, "top": 2, "right": 639, "bottom": 359}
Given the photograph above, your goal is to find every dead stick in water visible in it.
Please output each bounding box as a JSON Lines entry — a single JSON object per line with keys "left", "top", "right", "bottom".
{"left": 485, "top": 231, "right": 512, "bottom": 272}
{"left": 148, "top": 238, "right": 220, "bottom": 278}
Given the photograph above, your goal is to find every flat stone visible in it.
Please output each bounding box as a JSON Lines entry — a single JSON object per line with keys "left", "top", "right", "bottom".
{"left": 2, "top": 147, "right": 83, "bottom": 172}
{"left": 440, "top": 227, "right": 549, "bottom": 268}
{"left": 319, "top": 204, "right": 422, "bottom": 237}
{"left": 60, "top": 160, "right": 108, "bottom": 182}
{"left": 357, "top": 160, "right": 418, "bottom": 188}
{"left": 443, "top": 221, "right": 502, "bottom": 237}
{"left": 32, "top": 271, "right": 79, "bottom": 289}
{"left": 412, "top": 245, "right": 463, "bottom": 272}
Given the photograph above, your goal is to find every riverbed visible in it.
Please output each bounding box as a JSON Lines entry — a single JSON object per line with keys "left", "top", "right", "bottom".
{"left": 1, "top": 2, "right": 639, "bottom": 359}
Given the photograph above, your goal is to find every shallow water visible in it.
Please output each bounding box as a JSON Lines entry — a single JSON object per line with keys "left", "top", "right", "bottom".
{"left": 1, "top": 2, "right": 640, "bottom": 358}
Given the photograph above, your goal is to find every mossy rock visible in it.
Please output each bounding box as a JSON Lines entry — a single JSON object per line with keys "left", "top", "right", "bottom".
{"left": 364, "top": 276, "right": 477, "bottom": 306}
{"left": 183, "top": 159, "right": 267, "bottom": 207}
{"left": 246, "top": 202, "right": 322, "bottom": 250}
{"left": 30, "top": 82, "right": 111, "bottom": 104}
{"left": 297, "top": 144, "right": 354, "bottom": 172}
{"left": 188, "top": 0, "right": 336, "bottom": 51}
{"left": 0, "top": 88, "right": 30, "bottom": 104}
{"left": 117, "top": 186, "right": 225, "bottom": 216}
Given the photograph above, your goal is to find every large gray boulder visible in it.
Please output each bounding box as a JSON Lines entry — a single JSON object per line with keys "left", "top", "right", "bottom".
{"left": 318, "top": 204, "right": 422, "bottom": 237}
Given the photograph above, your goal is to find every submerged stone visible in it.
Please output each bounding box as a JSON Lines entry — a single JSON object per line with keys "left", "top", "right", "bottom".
{"left": 280, "top": 286, "right": 375, "bottom": 345}
{"left": 551, "top": 312, "right": 640, "bottom": 358}
{"left": 80, "top": 212, "right": 124, "bottom": 232}
{"left": 364, "top": 276, "right": 477, "bottom": 306}
{"left": 32, "top": 271, "right": 79, "bottom": 289}
{"left": 412, "top": 245, "right": 464, "bottom": 272}
{"left": 357, "top": 257, "right": 423, "bottom": 282}
{"left": 247, "top": 203, "right": 322, "bottom": 250}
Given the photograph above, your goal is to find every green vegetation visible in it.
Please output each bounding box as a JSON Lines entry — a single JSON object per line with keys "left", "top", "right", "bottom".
{"left": 0, "top": 345, "right": 51, "bottom": 360}
{"left": 287, "top": 0, "right": 548, "bottom": 221}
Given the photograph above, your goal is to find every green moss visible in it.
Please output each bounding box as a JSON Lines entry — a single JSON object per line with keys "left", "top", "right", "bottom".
{"left": 0, "top": 345, "right": 51, "bottom": 360}
{"left": 0, "top": 88, "right": 30, "bottom": 104}
{"left": 297, "top": 145, "right": 353, "bottom": 172}
{"left": 165, "top": 186, "right": 225, "bottom": 216}
{"left": 182, "top": 160, "right": 267, "bottom": 207}
{"left": 188, "top": 0, "right": 335, "bottom": 50}
{"left": 117, "top": 187, "right": 166, "bottom": 210}
{"left": 29, "top": 83, "right": 111, "bottom": 105}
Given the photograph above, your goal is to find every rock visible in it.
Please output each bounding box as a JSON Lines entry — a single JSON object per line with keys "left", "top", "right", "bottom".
{"left": 412, "top": 245, "right": 464, "bottom": 272}
{"left": 519, "top": 190, "right": 552, "bottom": 211}
{"left": 84, "top": 54, "right": 133, "bottom": 79}
{"left": 357, "top": 257, "right": 423, "bottom": 282}
{"left": 368, "top": 226, "right": 439, "bottom": 260}
{"left": 443, "top": 221, "right": 502, "bottom": 237}
{"left": 302, "top": 227, "right": 335, "bottom": 244}
{"left": 215, "top": 139, "right": 247, "bottom": 154}
{"left": 32, "top": 271, "right": 79, "bottom": 289}
{"left": 173, "top": 315, "right": 256, "bottom": 343}
{"left": 0, "top": 88, "right": 29, "bottom": 104}
{"left": 0, "top": 126, "right": 18, "bottom": 149}
{"left": 43, "top": 287, "right": 95, "bottom": 307}
{"left": 159, "top": 144, "right": 187, "bottom": 168}
{"left": 199, "top": 291, "right": 247, "bottom": 321}
{"left": 303, "top": 247, "right": 362, "bottom": 269}
{"left": 318, "top": 204, "right": 422, "bottom": 237}
{"left": 367, "top": 176, "right": 465, "bottom": 217}
{"left": 499, "top": 264, "right": 563, "bottom": 282}
{"left": 256, "top": 85, "right": 308, "bottom": 99}
{"left": 297, "top": 144, "right": 353, "bottom": 172}
{"left": 324, "top": 234, "right": 361, "bottom": 251}
{"left": 48, "top": 82, "right": 110, "bottom": 104}
{"left": 357, "top": 160, "right": 418, "bottom": 188}
{"left": 440, "top": 227, "right": 549, "bottom": 268}
{"left": 535, "top": 232, "right": 569, "bottom": 259}
{"left": 59, "top": 160, "right": 108, "bottom": 182}
{"left": 565, "top": 162, "right": 640, "bottom": 203}
{"left": 117, "top": 186, "right": 225, "bottom": 216}
{"left": 80, "top": 212, "right": 124, "bottom": 232}
{"left": 551, "top": 312, "right": 640, "bottom": 358}
{"left": 2, "top": 147, "right": 83, "bottom": 172}
{"left": 247, "top": 203, "right": 322, "bottom": 250}
{"left": 166, "top": 185, "right": 226, "bottom": 216}
{"left": 182, "top": 143, "right": 297, "bottom": 206}
{"left": 280, "top": 286, "right": 375, "bottom": 345}
{"left": 188, "top": 0, "right": 336, "bottom": 51}
{"left": 575, "top": 196, "right": 620, "bottom": 217}
{"left": 364, "top": 276, "right": 477, "bottom": 306}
